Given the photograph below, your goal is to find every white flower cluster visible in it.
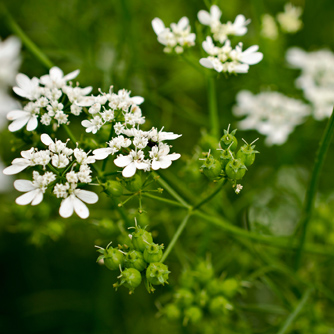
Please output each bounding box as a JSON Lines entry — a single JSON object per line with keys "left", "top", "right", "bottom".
{"left": 7, "top": 66, "right": 92, "bottom": 132}
{"left": 3, "top": 134, "right": 98, "bottom": 219}
{"left": 198, "top": 5, "right": 263, "bottom": 73}
{"left": 152, "top": 17, "right": 196, "bottom": 54}
{"left": 233, "top": 90, "right": 311, "bottom": 146}
{"left": 286, "top": 48, "right": 334, "bottom": 120}
{"left": 261, "top": 3, "right": 303, "bottom": 40}
{"left": 93, "top": 127, "right": 181, "bottom": 178}
{"left": 0, "top": 36, "right": 21, "bottom": 128}
{"left": 81, "top": 88, "right": 145, "bottom": 134}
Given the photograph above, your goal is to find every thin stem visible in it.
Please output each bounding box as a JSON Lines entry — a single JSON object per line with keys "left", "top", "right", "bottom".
{"left": 47, "top": 163, "right": 60, "bottom": 176}
{"left": 63, "top": 124, "right": 78, "bottom": 144}
{"left": 3, "top": 6, "right": 53, "bottom": 69}
{"left": 142, "top": 193, "right": 187, "bottom": 209}
{"left": 294, "top": 108, "right": 334, "bottom": 270}
{"left": 101, "top": 125, "right": 114, "bottom": 172}
{"left": 207, "top": 76, "right": 220, "bottom": 139}
{"left": 154, "top": 173, "right": 191, "bottom": 209}
{"left": 277, "top": 288, "right": 313, "bottom": 334}
{"left": 192, "top": 179, "right": 227, "bottom": 210}
{"left": 161, "top": 212, "right": 192, "bottom": 262}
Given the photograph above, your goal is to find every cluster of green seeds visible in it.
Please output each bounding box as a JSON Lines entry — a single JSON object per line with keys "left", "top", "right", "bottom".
{"left": 160, "top": 259, "right": 242, "bottom": 326}
{"left": 200, "top": 125, "right": 259, "bottom": 193}
{"left": 96, "top": 220, "right": 169, "bottom": 294}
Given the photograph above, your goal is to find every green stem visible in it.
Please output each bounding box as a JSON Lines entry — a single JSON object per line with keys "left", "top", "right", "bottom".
{"left": 207, "top": 76, "right": 220, "bottom": 139}
{"left": 63, "top": 124, "right": 78, "bottom": 144}
{"left": 142, "top": 193, "right": 187, "bottom": 209}
{"left": 47, "top": 163, "right": 60, "bottom": 176}
{"left": 277, "top": 288, "right": 313, "bottom": 334}
{"left": 154, "top": 173, "right": 191, "bottom": 209}
{"left": 3, "top": 6, "right": 53, "bottom": 69}
{"left": 294, "top": 109, "right": 334, "bottom": 270}
{"left": 192, "top": 179, "right": 227, "bottom": 210}
{"left": 101, "top": 125, "right": 114, "bottom": 172}
{"left": 161, "top": 212, "right": 192, "bottom": 262}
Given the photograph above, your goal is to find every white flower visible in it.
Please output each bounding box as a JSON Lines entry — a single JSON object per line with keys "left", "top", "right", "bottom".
{"left": 148, "top": 127, "right": 182, "bottom": 142}
{"left": 233, "top": 90, "right": 311, "bottom": 145}
{"left": 62, "top": 85, "right": 93, "bottom": 103}
{"left": 198, "top": 5, "right": 222, "bottom": 28}
{"left": 3, "top": 148, "right": 37, "bottom": 175}
{"left": 114, "top": 150, "right": 150, "bottom": 178}
{"left": 0, "top": 36, "right": 21, "bottom": 88}
{"left": 230, "top": 43, "right": 263, "bottom": 65}
{"left": 59, "top": 187, "right": 98, "bottom": 219}
{"left": 82, "top": 116, "right": 104, "bottom": 134}
{"left": 7, "top": 105, "right": 38, "bottom": 132}
{"left": 152, "top": 16, "right": 196, "bottom": 53}
{"left": 277, "top": 3, "right": 303, "bottom": 33}
{"left": 150, "top": 144, "right": 181, "bottom": 170}
{"left": 14, "top": 171, "right": 55, "bottom": 206}
{"left": 13, "top": 73, "right": 41, "bottom": 100}
{"left": 40, "top": 66, "right": 80, "bottom": 88}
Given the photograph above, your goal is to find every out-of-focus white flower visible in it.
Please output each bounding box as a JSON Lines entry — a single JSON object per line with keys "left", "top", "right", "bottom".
{"left": 13, "top": 73, "right": 41, "bottom": 100}
{"left": 152, "top": 16, "right": 196, "bottom": 54}
{"left": 261, "top": 14, "right": 278, "bottom": 40}
{"left": 40, "top": 66, "right": 80, "bottom": 88}
{"left": 0, "top": 36, "right": 21, "bottom": 88}
{"left": 0, "top": 90, "right": 20, "bottom": 128}
{"left": 59, "top": 185, "right": 98, "bottom": 219}
{"left": 286, "top": 47, "right": 334, "bottom": 120}
{"left": 277, "top": 3, "right": 303, "bottom": 33}
{"left": 200, "top": 37, "right": 263, "bottom": 74}
{"left": 233, "top": 90, "right": 311, "bottom": 145}
{"left": 198, "top": 5, "right": 222, "bottom": 28}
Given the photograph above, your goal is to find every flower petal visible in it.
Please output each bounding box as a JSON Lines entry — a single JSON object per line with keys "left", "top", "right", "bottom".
{"left": 152, "top": 18, "right": 166, "bottom": 35}
{"left": 63, "top": 69, "right": 80, "bottom": 82}
{"left": 114, "top": 155, "right": 132, "bottom": 167}
{"left": 41, "top": 133, "right": 53, "bottom": 146}
{"left": 31, "top": 190, "right": 44, "bottom": 206}
{"left": 198, "top": 10, "right": 212, "bottom": 25}
{"left": 59, "top": 196, "right": 74, "bottom": 218}
{"left": 92, "top": 148, "right": 111, "bottom": 160}
{"left": 72, "top": 196, "right": 89, "bottom": 219}
{"left": 26, "top": 116, "right": 38, "bottom": 131}
{"left": 122, "top": 162, "right": 136, "bottom": 178}
{"left": 74, "top": 189, "right": 99, "bottom": 204}
{"left": 14, "top": 179, "right": 35, "bottom": 192}
{"left": 8, "top": 116, "right": 30, "bottom": 132}
{"left": 15, "top": 190, "right": 36, "bottom": 205}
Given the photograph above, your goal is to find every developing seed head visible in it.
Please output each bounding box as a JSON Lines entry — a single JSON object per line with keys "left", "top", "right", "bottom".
{"left": 200, "top": 151, "right": 223, "bottom": 181}
{"left": 114, "top": 267, "right": 142, "bottom": 294}
{"left": 236, "top": 138, "right": 259, "bottom": 167}
{"left": 220, "top": 125, "right": 238, "bottom": 151}
{"left": 124, "top": 249, "right": 147, "bottom": 272}
{"left": 143, "top": 243, "right": 164, "bottom": 263}
{"left": 225, "top": 158, "right": 247, "bottom": 180}
{"left": 146, "top": 262, "right": 170, "bottom": 285}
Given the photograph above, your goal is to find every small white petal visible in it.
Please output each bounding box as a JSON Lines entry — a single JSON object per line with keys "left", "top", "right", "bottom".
{"left": 15, "top": 190, "right": 36, "bottom": 205}
{"left": 178, "top": 17, "right": 189, "bottom": 30}
{"left": 7, "top": 110, "right": 29, "bottom": 120}
{"left": 41, "top": 134, "right": 53, "bottom": 146}
{"left": 92, "top": 148, "right": 112, "bottom": 160}
{"left": 122, "top": 162, "right": 136, "bottom": 178}
{"left": 199, "top": 58, "right": 214, "bottom": 69}
{"left": 14, "top": 180, "right": 35, "bottom": 192}
{"left": 114, "top": 155, "right": 132, "bottom": 167}
{"left": 3, "top": 163, "right": 29, "bottom": 175}
{"left": 8, "top": 116, "right": 30, "bottom": 132}
{"left": 26, "top": 116, "right": 38, "bottom": 131}
{"left": 63, "top": 69, "right": 80, "bottom": 81}
{"left": 74, "top": 189, "right": 98, "bottom": 204}
{"left": 59, "top": 196, "right": 74, "bottom": 218}
{"left": 72, "top": 196, "right": 89, "bottom": 219}
{"left": 31, "top": 191, "right": 44, "bottom": 206}
{"left": 131, "top": 96, "right": 144, "bottom": 105}
{"left": 152, "top": 18, "right": 166, "bottom": 35}
{"left": 198, "top": 11, "right": 212, "bottom": 25}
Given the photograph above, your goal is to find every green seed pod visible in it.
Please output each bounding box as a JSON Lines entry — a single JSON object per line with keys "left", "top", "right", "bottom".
{"left": 236, "top": 139, "right": 259, "bottom": 167}
{"left": 124, "top": 250, "right": 147, "bottom": 272}
{"left": 116, "top": 268, "right": 142, "bottom": 293}
{"left": 174, "top": 288, "right": 194, "bottom": 307}
{"left": 143, "top": 243, "right": 164, "bottom": 263}
{"left": 219, "top": 148, "right": 234, "bottom": 168}
{"left": 195, "top": 260, "right": 214, "bottom": 284}
{"left": 206, "top": 278, "right": 224, "bottom": 296}
{"left": 132, "top": 227, "right": 153, "bottom": 252}
{"left": 199, "top": 131, "right": 219, "bottom": 156}
{"left": 201, "top": 154, "right": 222, "bottom": 181}
{"left": 179, "top": 270, "right": 198, "bottom": 290}
{"left": 103, "top": 180, "right": 124, "bottom": 197}
{"left": 146, "top": 262, "right": 170, "bottom": 285}
{"left": 209, "top": 296, "right": 233, "bottom": 315}
{"left": 96, "top": 244, "right": 124, "bottom": 271}
{"left": 184, "top": 306, "right": 203, "bottom": 324}
{"left": 220, "top": 278, "right": 240, "bottom": 298}
{"left": 163, "top": 303, "right": 181, "bottom": 321}
{"left": 225, "top": 159, "right": 247, "bottom": 180}
{"left": 220, "top": 127, "right": 238, "bottom": 151}
{"left": 124, "top": 174, "right": 143, "bottom": 192}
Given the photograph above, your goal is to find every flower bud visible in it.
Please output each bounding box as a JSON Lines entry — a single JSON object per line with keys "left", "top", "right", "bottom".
{"left": 124, "top": 174, "right": 143, "bottom": 192}
{"left": 124, "top": 249, "right": 147, "bottom": 272}
{"left": 146, "top": 262, "right": 170, "bottom": 285}
{"left": 143, "top": 243, "right": 164, "bottom": 263}
{"left": 103, "top": 180, "right": 124, "bottom": 197}
{"left": 220, "top": 127, "right": 238, "bottom": 151}
{"left": 115, "top": 267, "right": 142, "bottom": 293}
{"left": 225, "top": 159, "right": 247, "bottom": 180}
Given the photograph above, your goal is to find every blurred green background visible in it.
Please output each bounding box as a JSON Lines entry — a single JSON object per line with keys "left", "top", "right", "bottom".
{"left": 1, "top": 0, "right": 334, "bottom": 333}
